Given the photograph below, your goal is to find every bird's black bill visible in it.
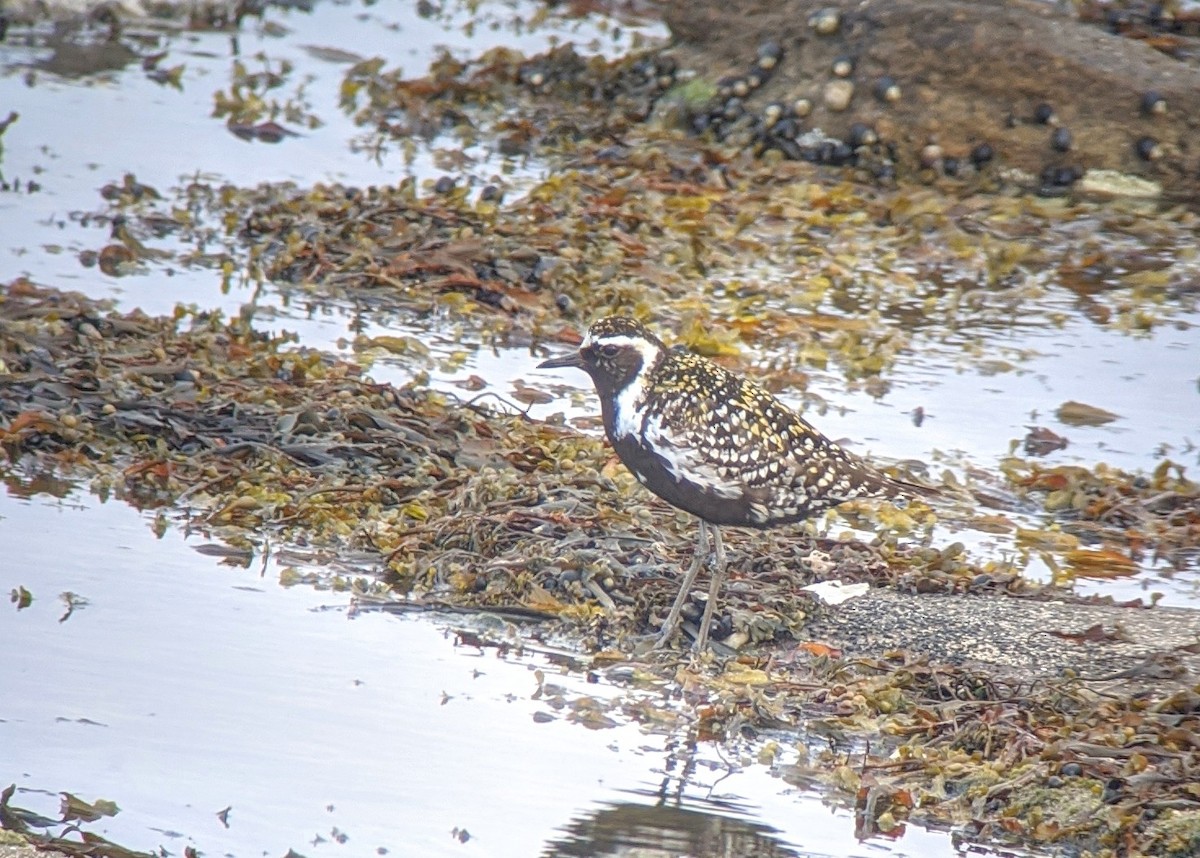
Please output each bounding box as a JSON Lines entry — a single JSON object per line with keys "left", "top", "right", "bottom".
{"left": 537, "top": 352, "right": 585, "bottom": 370}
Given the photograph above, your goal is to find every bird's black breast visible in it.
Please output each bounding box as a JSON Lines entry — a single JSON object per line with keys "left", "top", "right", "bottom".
{"left": 610, "top": 433, "right": 769, "bottom": 527}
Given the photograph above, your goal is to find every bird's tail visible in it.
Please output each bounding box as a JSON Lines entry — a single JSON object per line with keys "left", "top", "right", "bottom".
{"left": 877, "top": 471, "right": 941, "bottom": 506}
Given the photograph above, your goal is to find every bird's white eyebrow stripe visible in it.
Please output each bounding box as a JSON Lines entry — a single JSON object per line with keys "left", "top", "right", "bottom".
{"left": 582, "top": 333, "right": 640, "bottom": 350}
{"left": 584, "top": 333, "right": 662, "bottom": 364}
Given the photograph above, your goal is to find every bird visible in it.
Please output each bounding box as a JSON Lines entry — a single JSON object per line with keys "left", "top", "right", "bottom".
{"left": 537, "top": 316, "right": 934, "bottom": 652}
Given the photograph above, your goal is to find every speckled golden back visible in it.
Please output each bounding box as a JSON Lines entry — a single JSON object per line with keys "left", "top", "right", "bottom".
{"left": 641, "top": 346, "right": 896, "bottom": 524}
{"left": 648, "top": 349, "right": 800, "bottom": 462}
{"left": 539, "top": 316, "right": 924, "bottom": 529}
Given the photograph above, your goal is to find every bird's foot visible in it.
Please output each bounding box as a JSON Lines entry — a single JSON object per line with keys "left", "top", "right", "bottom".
{"left": 624, "top": 617, "right": 688, "bottom": 654}
{"left": 651, "top": 621, "right": 681, "bottom": 651}
{"left": 624, "top": 632, "right": 680, "bottom": 659}
{"left": 653, "top": 621, "right": 715, "bottom": 654}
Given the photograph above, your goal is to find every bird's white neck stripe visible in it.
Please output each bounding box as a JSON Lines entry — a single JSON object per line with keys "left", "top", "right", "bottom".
{"left": 614, "top": 374, "right": 648, "bottom": 438}
{"left": 596, "top": 335, "right": 662, "bottom": 439}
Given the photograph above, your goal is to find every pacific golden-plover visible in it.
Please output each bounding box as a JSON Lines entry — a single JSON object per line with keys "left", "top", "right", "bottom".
{"left": 538, "top": 316, "right": 933, "bottom": 651}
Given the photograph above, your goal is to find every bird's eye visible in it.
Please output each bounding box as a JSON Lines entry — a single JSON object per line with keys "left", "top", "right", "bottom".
{"left": 600, "top": 344, "right": 620, "bottom": 358}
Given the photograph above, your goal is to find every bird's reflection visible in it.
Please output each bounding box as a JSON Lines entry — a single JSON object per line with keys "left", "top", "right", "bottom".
{"left": 541, "top": 734, "right": 809, "bottom": 858}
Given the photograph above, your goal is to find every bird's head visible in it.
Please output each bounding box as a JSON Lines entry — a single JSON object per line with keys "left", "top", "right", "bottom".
{"left": 537, "top": 316, "right": 665, "bottom": 398}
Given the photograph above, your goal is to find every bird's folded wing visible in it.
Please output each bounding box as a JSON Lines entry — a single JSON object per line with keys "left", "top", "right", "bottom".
{"left": 648, "top": 369, "right": 901, "bottom": 507}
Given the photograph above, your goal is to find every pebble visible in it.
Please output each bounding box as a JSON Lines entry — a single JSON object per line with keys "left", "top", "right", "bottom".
{"left": 725, "top": 630, "right": 750, "bottom": 650}
{"left": 829, "top": 141, "right": 854, "bottom": 164}
{"left": 1140, "top": 90, "right": 1166, "bottom": 116}
{"left": 1135, "top": 135, "right": 1162, "bottom": 161}
{"left": 831, "top": 56, "right": 854, "bottom": 78}
{"left": 873, "top": 76, "right": 901, "bottom": 103}
{"left": 848, "top": 122, "right": 877, "bottom": 148}
{"left": 1051, "top": 127, "right": 1072, "bottom": 152}
{"left": 1040, "top": 164, "right": 1081, "bottom": 192}
{"left": 823, "top": 79, "right": 855, "bottom": 112}
{"left": 756, "top": 40, "right": 783, "bottom": 70}
{"left": 1033, "top": 102, "right": 1057, "bottom": 125}
{"left": 773, "top": 117, "right": 799, "bottom": 139}
{"left": 1076, "top": 169, "right": 1162, "bottom": 198}
{"left": 810, "top": 7, "right": 841, "bottom": 36}
{"left": 970, "top": 142, "right": 995, "bottom": 166}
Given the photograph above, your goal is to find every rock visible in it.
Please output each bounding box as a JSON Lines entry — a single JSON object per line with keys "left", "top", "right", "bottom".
{"left": 1077, "top": 169, "right": 1163, "bottom": 198}
{"left": 664, "top": 0, "right": 1200, "bottom": 197}
{"left": 822, "top": 79, "right": 854, "bottom": 111}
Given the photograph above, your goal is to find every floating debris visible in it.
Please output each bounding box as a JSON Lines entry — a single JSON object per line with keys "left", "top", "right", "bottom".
{"left": 1056, "top": 400, "right": 1120, "bottom": 426}
{"left": 1023, "top": 426, "right": 1069, "bottom": 456}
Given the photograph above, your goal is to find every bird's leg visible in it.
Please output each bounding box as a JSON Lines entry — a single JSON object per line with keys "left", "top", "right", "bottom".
{"left": 692, "top": 525, "right": 727, "bottom": 653}
{"left": 654, "top": 519, "right": 710, "bottom": 649}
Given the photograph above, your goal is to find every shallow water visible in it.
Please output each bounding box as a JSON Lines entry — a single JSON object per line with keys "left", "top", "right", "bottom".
{"left": 2, "top": 0, "right": 654, "bottom": 306}
{"left": 1, "top": 1, "right": 1198, "bottom": 855}
{"left": 0, "top": 487, "right": 984, "bottom": 858}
